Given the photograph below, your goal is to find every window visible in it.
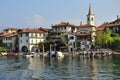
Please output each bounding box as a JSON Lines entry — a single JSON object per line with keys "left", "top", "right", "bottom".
{"left": 55, "top": 28, "right": 57, "bottom": 31}
{"left": 26, "top": 39, "right": 28, "bottom": 43}
{"left": 20, "top": 34, "right": 22, "bottom": 37}
{"left": 70, "top": 36, "right": 74, "bottom": 40}
{"left": 91, "top": 17, "right": 93, "bottom": 21}
{"left": 31, "top": 33, "right": 33, "bottom": 37}
{"left": 39, "top": 33, "right": 41, "bottom": 37}
{"left": 36, "top": 40, "right": 37, "bottom": 43}
{"left": 21, "top": 40, "right": 22, "bottom": 43}
{"left": 35, "top": 33, "right": 37, "bottom": 37}
{"left": 31, "top": 39, "right": 33, "bottom": 44}
{"left": 39, "top": 40, "right": 41, "bottom": 42}
{"left": 26, "top": 33, "right": 28, "bottom": 36}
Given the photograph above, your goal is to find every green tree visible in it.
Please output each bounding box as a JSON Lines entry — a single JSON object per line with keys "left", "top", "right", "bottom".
{"left": 60, "top": 34, "right": 68, "bottom": 46}
{"left": 111, "top": 37, "right": 120, "bottom": 50}
{"left": 96, "top": 30, "right": 113, "bottom": 48}
{"left": 0, "top": 46, "right": 11, "bottom": 50}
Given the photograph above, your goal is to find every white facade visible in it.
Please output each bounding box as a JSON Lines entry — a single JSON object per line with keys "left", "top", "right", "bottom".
{"left": 52, "top": 22, "right": 77, "bottom": 33}
{"left": 2, "top": 36, "right": 17, "bottom": 51}
{"left": 87, "top": 14, "right": 94, "bottom": 26}
{"left": 0, "top": 28, "right": 18, "bottom": 51}
{"left": 3, "top": 28, "right": 17, "bottom": 34}
{"left": 76, "top": 24, "right": 96, "bottom": 50}
{"left": 19, "top": 32, "right": 45, "bottom": 52}
{"left": 53, "top": 26, "right": 77, "bottom": 33}
{"left": 68, "top": 33, "right": 76, "bottom": 52}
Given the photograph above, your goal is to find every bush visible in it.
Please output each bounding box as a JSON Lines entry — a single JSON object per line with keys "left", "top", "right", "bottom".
{"left": 0, "top": 46, "right": 11, "bottom": 50}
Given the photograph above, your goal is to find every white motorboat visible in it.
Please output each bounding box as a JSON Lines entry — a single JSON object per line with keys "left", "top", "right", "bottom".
{"left": 56, "top": 51, "right": 64, "bottom": 58}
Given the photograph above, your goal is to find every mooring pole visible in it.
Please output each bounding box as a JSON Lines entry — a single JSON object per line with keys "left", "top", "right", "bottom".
{"left": 42, "top": 45, "right": 44, "bottom": 61}
{"left": 50, "top": 44, "right": 52, "bottom": 65}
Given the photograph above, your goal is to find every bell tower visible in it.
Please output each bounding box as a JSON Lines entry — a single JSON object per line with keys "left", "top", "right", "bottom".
{"left": 87, "top": 4, "right": 94, "bottom": 26}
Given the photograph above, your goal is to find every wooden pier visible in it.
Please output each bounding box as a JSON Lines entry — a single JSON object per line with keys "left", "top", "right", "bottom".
{"left": 79, "top": 49, "right": 113, "bottom": 58}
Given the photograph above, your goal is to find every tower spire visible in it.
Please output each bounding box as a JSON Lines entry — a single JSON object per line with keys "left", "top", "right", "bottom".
{"left": 87, "top": 4, "right": 94, "bottom": 26}
{"left": 88, "top": 4, "right": 93, "bottom": 15}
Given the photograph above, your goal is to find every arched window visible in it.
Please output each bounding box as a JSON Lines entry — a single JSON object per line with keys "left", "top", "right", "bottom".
{"left": 91, "top": 17, "right": 93, "bottom": 21}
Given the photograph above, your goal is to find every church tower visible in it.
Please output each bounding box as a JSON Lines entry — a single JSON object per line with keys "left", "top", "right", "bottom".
{"left": 87, "top": 4, "right": 94, "bottom": 26}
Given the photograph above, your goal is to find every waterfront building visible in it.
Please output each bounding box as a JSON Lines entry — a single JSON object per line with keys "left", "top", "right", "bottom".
{"left": 75, "top": 5, "right": 96, "bottom": 50}
{"left": 0, "top": 4, "right": 97, "bottom": 52}
{"left": 3, "top": 28, "right": 17, "bottom": 34}
{"left": 0, "top": 27, "right": 50, "bottom": 53}
{"left": 96, "top": 23, "right": 108, "bottom": 34}
{"left": 51, "top": 22, "right": 77, "bottom": 42}
{"left": 105, "top": 16, "right": 120, "bottom": 35}
{"left": 51, "top": 5, "right": 96, "bottom": 51}
{"left": 0, "top": 28, "right": 18, "bottom": 51}
{"left": 97, "top": 16, "right": 120, "bottom": 36}
{"left": 67, "top": 33, "right": 76, "bottom": 52}
{"left": 18, "top": 28, "right": 46, "bottom": 52}
{"left": 76, "top": 24, "right": 96, "bottom": 50}
{"left": 50, "top": 22, "right": 78, "bottom": 51}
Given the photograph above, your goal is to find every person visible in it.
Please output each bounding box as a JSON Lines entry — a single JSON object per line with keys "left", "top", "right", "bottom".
{"left": 51, "top": 50, "right": 56, "bottom": 57}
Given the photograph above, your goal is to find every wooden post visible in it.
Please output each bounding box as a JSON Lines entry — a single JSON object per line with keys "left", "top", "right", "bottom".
{"left": 50, "top": 44, "right": 52, "bottom": 64}
{"left": 83, "top": 51, "right": 86, "bottom": 58}
{"left": 42, "top": 45, "right": 44, "bottom": 61}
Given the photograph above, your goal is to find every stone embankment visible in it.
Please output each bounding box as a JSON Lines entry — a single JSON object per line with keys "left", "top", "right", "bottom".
{"left": 112, "top": 51, "right": 120, "bottom": 56}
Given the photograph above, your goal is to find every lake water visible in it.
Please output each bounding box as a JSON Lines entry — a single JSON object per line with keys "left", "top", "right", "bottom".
{"left": 0, "top": 55, "right": 120, "bottom": 80}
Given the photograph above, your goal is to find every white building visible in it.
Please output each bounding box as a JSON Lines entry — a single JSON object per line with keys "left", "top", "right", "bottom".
{"left": 18, "top": 28, "right": 46, "bottom": 52}
{"left": 67, "top": 33, "right": 76, "bottom": 52}
{"left": 51, "top": 22, "right": 78, "bottom": 42}
{"left": 76, "top": 24, "right": 96, "bottom": 50}
{"left": 3, "top": 28, "right": 17, "bottom": 34}
{"left": 0, "top": 28, "right": 18, "bottom": 51}
{"left": 75, "top": 5, "right": 96, "bottom": 50}
{"left": 52, "top": 22, "right": 77, "bottom": 33}
{"left": 50, "top": 22, "right": 78, "bottom": 51}
{"left": 0, "top": 27, "right": 50, "bottom": 52}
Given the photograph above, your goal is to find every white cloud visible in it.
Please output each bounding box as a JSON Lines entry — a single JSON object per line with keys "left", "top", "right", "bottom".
{"left": 24, "top": 14, "right": 44, "bottom": 27}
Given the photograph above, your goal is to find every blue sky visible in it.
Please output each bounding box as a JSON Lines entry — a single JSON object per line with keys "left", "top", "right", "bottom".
{"left": 0, "top": 0, "right": 120, "bottom": 31}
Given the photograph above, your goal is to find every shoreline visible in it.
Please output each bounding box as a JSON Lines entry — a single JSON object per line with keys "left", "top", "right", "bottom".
{"left": 112, "top": 52, "right": 120, "bottom": 56}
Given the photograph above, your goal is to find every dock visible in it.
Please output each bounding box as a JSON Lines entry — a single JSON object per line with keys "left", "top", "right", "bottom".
{"left": 78, "top": 49, "right": 113, "bottom": 58}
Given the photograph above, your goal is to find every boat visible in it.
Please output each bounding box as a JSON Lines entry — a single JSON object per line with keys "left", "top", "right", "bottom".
{"left": 1, "top": 52, "right": 8, "bottom": 56}
{"left": 56, "top": 51, "right": 64, "bottom": 58}
{"left": 7, "top": 51, "right": 18, "bottom": 56}
{"left": 25, "top": 52, "right": 40, "bottom": 58}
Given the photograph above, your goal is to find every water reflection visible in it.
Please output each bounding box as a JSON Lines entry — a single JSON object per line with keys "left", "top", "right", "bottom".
{"left": 0, "top": 55, "right": 120, "bottom": 80}
{"left": 89, "top": 59, "right": 98, "bottom": 80}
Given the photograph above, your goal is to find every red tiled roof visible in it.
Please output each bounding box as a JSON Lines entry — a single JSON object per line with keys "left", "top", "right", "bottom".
{"left": 97, "top": 22, "right": 120, "bottom": 31}
{"left": 96, "top": 23, "right": 108, "bottom": 31}
{"left": 0, "top": 33, "right": 17, "bottom": 38}
{"left": 4, "top": 28, "right": 17, "bottom": 31}
{"left": 19, "top": 28, "right": 45, "bottom": 33}
{"left": 106, "top": 23, "right": 120, "bottom": 28}
{"left": 39, "top": 28, "right": 51, "bottom": 32}
{"left": 52, "top": 22, "right": 77, "bottom": 28}
{"left": 78, "top": 24, "right": 95, "bottom": 28}
{"left": 75, "top": 34, "right": 91, "bottom": 37}
{"left": 97, "top": 28, "right": 104, "bottom": 31}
